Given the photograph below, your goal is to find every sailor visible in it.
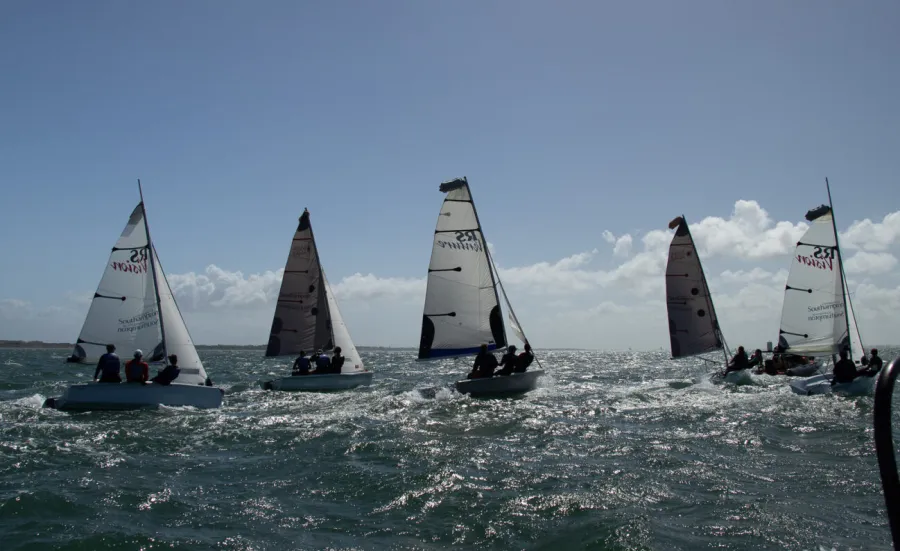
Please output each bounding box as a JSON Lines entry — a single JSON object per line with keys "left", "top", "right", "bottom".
{"left": 514, "top": 343, "right": 535, "bottom": 373}
{"left": 330, "top": 347, "right": 345, "bottom": 374}
{"left": 125, "top": 349, "right": 149, "bottom": 383}
{"left": 725, "top": 346, "right": 749, "bottom": 373}
{"left": 467, "top": 344, "right": 498, "bottom": 379}
{"left": 748, "top": 349, "right": 763, "bottom": 371}
{"left": 94, "top": 344, "right": 122, "bottom": 383}
{"left": 496, "top": 345, "right": 518, "bottom": 376}
{"left": 831, "top": 348, "right": 858, "bottom": 385}
{"left": 292, "top": 350, "right": 310, "bottom": 375}
{"left": 861, "top": 348, "right": 884, "bottom": 377}
{"left": 152, "top": 354, "right": 181, "bottom": 386}
{"left": 314, "top": 349, "right": 330, "bottom": 372}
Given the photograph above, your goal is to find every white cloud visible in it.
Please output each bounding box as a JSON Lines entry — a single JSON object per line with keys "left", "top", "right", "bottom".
{"left": 719, "top": 268, "right": 788, "bottom": 285}
{"left": 688, "top": 200, "right": 808, "bottom": 259}
{"left": 331, "top": 273, "right": 425, "bottom": 302}
{"left": 612, "top": 234, "right": 633, "bottom": 258}
{"left": 841, "top": 212, "right": 900, "bottom": 252}
{"left": 602, "top": 230, "right": 616, "bottom": 244}
{"left": 843, "top": 251, "right": 898, "bottom": 275}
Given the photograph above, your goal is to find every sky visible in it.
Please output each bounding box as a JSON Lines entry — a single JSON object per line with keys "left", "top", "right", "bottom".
{"left": 1, "top": 1, "right": 899, "bottom": 350}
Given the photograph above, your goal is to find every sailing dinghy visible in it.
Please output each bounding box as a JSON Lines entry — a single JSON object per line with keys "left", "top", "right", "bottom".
{"left": 418, "top": 177, "right": 543, "bottom": 397}
{"left": 782, "top": 181, "right": 873, "bottom": 396}
{"left": 45, "top": 184, "right": 223, "bottom": 411}
{"left": 665, "top": 216, "right": 750, "bottom": 384}
{"left": 260, "top": 209, "right": 372, "bottom": 392}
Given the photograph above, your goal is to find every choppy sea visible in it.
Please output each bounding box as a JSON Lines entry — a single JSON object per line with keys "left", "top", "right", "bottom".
{"left": 0, "top": 348, "right": 897, "bottom": 550}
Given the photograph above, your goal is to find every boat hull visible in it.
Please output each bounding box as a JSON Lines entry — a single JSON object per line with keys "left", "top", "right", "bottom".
{"left": 261, "top": 372, "right": 374, "bottom": 391}
{"left": 454, "top": 370, "right": 544, "bottom": 396}
{"left": 723, "top": 369, "right": 754, "bottom": 385}
{"left": 789, "top": 373, "right": 876, "bottom": 396}
{"left": 785, "top": 362, "right": 822, "bottom": 377}
{"left": 44, "top": 382, "right": 224, "bottom": 411}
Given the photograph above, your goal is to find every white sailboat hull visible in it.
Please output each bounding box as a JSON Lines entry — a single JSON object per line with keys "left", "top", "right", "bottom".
{"left": 723, "top": 369, "right": 754, "bottom": 385}
{"left": 261, "top": 372, "right": 374, "bottom": 391}
{"left": 789, "top": 373, "right": 876, "bottom": 396}
{"left": 454, "top": 370, "right": 544, "bottom": 396}
{"left": 44, "top": 382, "right": 224, "bottom": 411}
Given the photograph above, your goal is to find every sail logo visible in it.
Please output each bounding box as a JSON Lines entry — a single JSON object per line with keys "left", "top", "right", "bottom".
{"left": 797, "top": 251, "right": 833, "bottom": 272}
{"left": 111, "top": 248, "right": 149, "bottom": 274}
{"left": 807, "top": 301, "right": 844, "bottom": 322}
{"left": 437, "top": 230, "right": 483, "bottom": 252}
{"left": 118, "top": 311, "right": 159, "bottom": 333}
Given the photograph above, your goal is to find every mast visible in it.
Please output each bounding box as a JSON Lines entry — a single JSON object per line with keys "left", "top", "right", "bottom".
{"left": 825, "top": 178, "right": 854, "bottom": 359}
{"left": 463, "top": 177, "right": 508, "bottom": 349}
{"left": 138, "top": 179, "right": 168, "bottom": 359}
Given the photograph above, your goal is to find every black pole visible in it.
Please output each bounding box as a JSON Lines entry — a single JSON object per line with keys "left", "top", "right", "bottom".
{"left": 874, "top": 357, "right": 900, "bottom": 548}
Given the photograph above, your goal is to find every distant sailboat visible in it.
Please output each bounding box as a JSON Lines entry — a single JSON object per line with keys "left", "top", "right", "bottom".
{"left": 784, "top": 180, "right": 872, "bottom": 396}
{"left": 260, "top": 209, "right": 372, "bottom": 391}
{"left": 665, "top": 216, "right": 747, "bottom": 384}
{"left": 418, "top": 177, "right": 543, "bottom": 396}
{"left": 46, "top": 183, "right": 224, "bottom": 410}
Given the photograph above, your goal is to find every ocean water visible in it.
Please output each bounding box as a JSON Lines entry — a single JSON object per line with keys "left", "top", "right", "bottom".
{"left": 0, "top": 347, "right": 896, "bottom": 550}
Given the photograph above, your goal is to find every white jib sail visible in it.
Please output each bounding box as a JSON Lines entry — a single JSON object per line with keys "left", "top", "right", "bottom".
{"left": 266, "top": 209, "right": 334, "bottom": 357}
{"left": 418, "top": 178, "right": 507, "bottom": 360}
{"left": 778, "top": 206, "right": 847, "bottom": 357}
{"left": 71, "top": 204, "right": 164, "bottom": 363}
{"left": 844, "top": 277, "right": 866, "bottom": 364}
{"left": 322, "top": 271, "right": 365, "bottom": 373}
{"left": 665, "top": 216, "right": 725, "bottom": 358}
{"left": 152, "top": 247, "right": 209, "bottom": 385}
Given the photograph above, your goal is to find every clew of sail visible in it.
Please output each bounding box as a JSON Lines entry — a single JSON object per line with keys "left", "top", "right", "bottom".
{"left": 778, "top": 206, "right": 848, "bottom": 357}
{"left": 71, "top": 204, "right": 165, "bottom": 363}
{"left": 418, "top": 178, "right": 507, "bottom": 360}
{"left": 266, "top": 209, "right": 334, "bottom": 358}
{"left": 322, "top": 271, "right": 365, "bottom": 373}
{"left": 151, "top": 246, "right": 208, "bottom": 385}
{"left": 665, "top": 216, "right": 726, "bottom": 358}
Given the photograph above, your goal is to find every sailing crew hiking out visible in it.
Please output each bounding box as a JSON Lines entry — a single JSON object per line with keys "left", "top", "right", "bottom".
{"left": 151, "top": 355, "right": 181, "bottom": 386}
{"left": 725, "top": 346, "right": 750, "bottom": 373}
{"left": 497, "top": 343, "right": 535, "bottom": 376}
{"left": 94, "top": 344, "right": 122, "bottom": 383}
{"left": 467, "top": 345, "right": 500, "bottom": 379}
{"left": 292, "top": 351, "right": 311, "bottom": 375}
{"left": 125, "top": 350, "right": 150, "bottom": 383}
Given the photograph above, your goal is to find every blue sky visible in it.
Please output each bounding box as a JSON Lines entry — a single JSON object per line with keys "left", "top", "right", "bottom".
{"left": 1, "top": 1, "right": 899, "bottom": 350}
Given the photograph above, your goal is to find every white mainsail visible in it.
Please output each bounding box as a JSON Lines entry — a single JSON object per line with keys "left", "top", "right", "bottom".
{"left": 71, "top": 205, "right": 165, "bottom": 363}
{"left": 665, "top": 216, "right": 726, "bottom": 359}
{"left": 152, "top": 247, "right": 209, "bottom": 385}
{"left": 778, "top": 204, "right": 864, "bottom": 361}
{"left": 418, "top": 177, "right": 507, "bottom": 359}
{"left": 266, "top": 209, "right": 363, "bottom": 370}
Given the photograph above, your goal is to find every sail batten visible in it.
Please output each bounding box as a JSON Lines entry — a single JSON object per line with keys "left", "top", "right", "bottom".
{"left": 665, "top": 216, "right": 725, "bottom": 359}
{"left": 418, "top": 178, "right": 509, "bottom": 360}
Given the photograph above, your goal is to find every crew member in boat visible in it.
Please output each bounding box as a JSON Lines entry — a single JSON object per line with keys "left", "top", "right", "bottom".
{"left": 94, "top": 344, "right": 122, "bottom": 383}
{"left": 330, "top": 347, "right": 345, "bottom": 374}
{"left": 831, "top": 348, "right": 859, "bottom": 385}
{"left": 292, "top": 350, "right": 310, "bottom": 376}
{"left": 515, "top": 343, "right": 535, "bottom": 373}
{"left": 152, "top": 354, "right": 181, "bottom": 386}
{"left": 725, "top": 346, "right": 750, "bottom": 373}
{"left": 860, "top": 348, "right": 884, "bottom": 377}
{"left": 748, "top": 349, "right": 763, "bottom": 371}
{"left": 313, "top": 349, "right": 330, "bottom": 373}
{"left": 467, "top": 344, "right": 498, "bottom": 379}
{"left": 125, "top": 349, "right": 149, "bottom": 383}
{"left": 496, "top": 345, "right": 518, "bottom": 376}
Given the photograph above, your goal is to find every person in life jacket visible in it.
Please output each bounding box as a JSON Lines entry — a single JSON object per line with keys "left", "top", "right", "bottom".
{"left": 152, "top": 354, "right": 181, "bottom": 386}
{"left": 496, "top": 345, "right": 518, "bottom": 376}
{"left": 514, "top": 343, "right": 535, "bottom": 373}
{"left": 467, "top": 344, "right": 498, "bottom": 379}
{"left": 831, "top": 348, "right": 858, "bottom": 385}
{"left": 725, "top": 346, "right": 750, "bottom": 373}
{"left": 330, "top": 347, "right": 345, "bottom": 374}
{"left": 860, "top": 348, "right": 885, "bottom": 377}
{"left": 125, "top": 349, "right": 150, "bottom": 383}
{"left": 94, "top": 344, "right": 121, "bottom": 383}
{"left": 314, "top": 349, "right": 330, "bottom": 373}
{"left": 292, "top": 350, "right": 310, "bottom": 375}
